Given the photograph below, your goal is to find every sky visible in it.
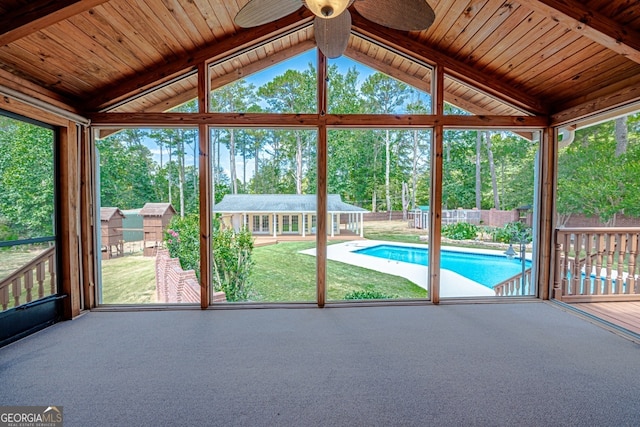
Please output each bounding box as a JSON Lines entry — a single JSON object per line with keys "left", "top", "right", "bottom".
{"left": 127, "top": 49, "right": 429, "bottom": 183}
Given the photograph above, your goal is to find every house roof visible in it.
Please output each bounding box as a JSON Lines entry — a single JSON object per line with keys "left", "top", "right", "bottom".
{"left": 214, "top": 194, "right": 368, "bottom": 213}
{"left": 100, "top": 207, "right": 124, "bottom": 222}
{"left": 1, "top": 1, "right": 639, "bottom": 126}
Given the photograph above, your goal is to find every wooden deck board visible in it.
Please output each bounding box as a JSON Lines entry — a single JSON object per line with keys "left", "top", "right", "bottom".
{"left": 571, "top": 302, "right": 640, "bottom": 335}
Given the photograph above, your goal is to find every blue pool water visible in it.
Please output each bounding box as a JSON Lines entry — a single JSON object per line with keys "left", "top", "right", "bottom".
{"left": 355, "top": 244, "right": 531, "bottom": 288}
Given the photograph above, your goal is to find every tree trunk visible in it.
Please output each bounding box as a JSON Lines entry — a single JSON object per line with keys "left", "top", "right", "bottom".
{"left": 385, "top": 129, "right": 391, "bottom": 220}
{"left": 212, "top": 130, "right": 216, "bottom": 205}
{"left": 402, "top": 182, "right": 409, "bottom": 221}
{"left": 484, "top": 132, "right": 499, "bottom": 209}
{"left": 296, "top": 132, "right": 303, "bottom": 195}
{"left": 615, "top": 116, "right": 628, "bottom": 157}
{"left": 229, "top": 129, "right": 237, "bottom": 194}
{"left": 179, "top": 133, "right": 185, "bottom": 218}
{"left": 475, "top": 131, "right": 482, "bottom": 210}
{"left": 411, "top": 130, "right": 419, "bottom": 210}
{"left": 168, "top": 136, "right": 172, "bottom": 205}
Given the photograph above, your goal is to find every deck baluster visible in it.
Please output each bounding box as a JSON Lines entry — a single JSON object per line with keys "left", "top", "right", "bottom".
{"left": 25, "top": 269, "right": 33, "bottom": 302}
{"left": 48, "top": 251, "right": 56, "bottom": 295}
{"left": 1, "top": 286, "right": 8, "bottom": 311}
{"left": 553, "top": 242, "right": 563, "bottom": 299}
{"left": 595, "top": 235, "right": 604, "bottom": 295}
{"left": 571, "top": 232, "right": 582, "bottom": 295}
{"left": 562, "top": 233, "right": 570, "bottom": 295}
{"left": 627, "top": 233, "right": 638, "bottom": 294}
{"left": 605, "top": 234, "right": 614, "bottom": 294}
{"left": 584, "top": 233, "right": 592, "bottom": 295}
{"left": 616, "top": 234, "right": 627, "bottom": 294}
{"left": 12, "top": 278, "right": 21, "bottom": 307}
{"left": 37, "top": 261, "right": 46, "bottom": 298}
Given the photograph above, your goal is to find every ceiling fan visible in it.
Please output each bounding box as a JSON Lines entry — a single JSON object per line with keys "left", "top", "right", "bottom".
{"left": 234, "top": 0, "right": 435, "bottom": 59}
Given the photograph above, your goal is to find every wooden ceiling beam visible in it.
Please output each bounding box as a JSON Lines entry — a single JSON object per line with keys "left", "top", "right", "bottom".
{"left": 86, "top": 9, "right": 314, "bottom": 112}
{"left": 527, "top": 0, "right": 640, "bottom": 65}
{"left": 109, "top": 39, "right": 316, "bottom": 115}
{"left": 0, "top": 0, "right": 110, "bottom": 46}
{"left": 345, "top": 48, "right": 513, "bottom": 117}
{"left": 88, "top": 112, "right": 548, "bottom": 129}
{"left": 551, "top": 75, "right": 640, "bottom": 126}
{"left": 350, "top": 13, "right": 549, "bottom": 116}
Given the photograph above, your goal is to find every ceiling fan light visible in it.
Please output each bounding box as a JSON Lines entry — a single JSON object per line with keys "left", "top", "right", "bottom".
{"left": 305, "top": 0, "right": 349, "bottom": 19}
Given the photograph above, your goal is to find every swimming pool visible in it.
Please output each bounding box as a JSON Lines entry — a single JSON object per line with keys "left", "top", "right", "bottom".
{"left": 354, "top": 244, "right": 531, "bottom": 288}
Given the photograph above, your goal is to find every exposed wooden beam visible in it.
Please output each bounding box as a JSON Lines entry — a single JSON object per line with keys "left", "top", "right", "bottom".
{"left": 86, "top": 10, "right": 314, "bottom": 112}
{"left": 527, "top": 0, "right": 640, "bottom": 65}
{"left": 0, "top": 0, "right": 110, "bottom": 46}
{"left": 350, "top": 13, "right": 549, "bottom": 116}
{"left": 209, "top": 40, "right": 316, "bottom": 93}
{"left": 551, "top": 76, "right": 640, "bottom": 126}
{"left": 345, "top": 48, "right": 521, "bottom": 117}
{"left": 129, "top": 39, "right": 317, "bottom": 114}
{"left": 88, "top": 112, "right": 548, "bottom": 129}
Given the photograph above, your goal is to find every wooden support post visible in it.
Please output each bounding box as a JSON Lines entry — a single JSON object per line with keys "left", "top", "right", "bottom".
{"left": 537, "top": 127, "right": 555, "bottom": 300}
{"left": 317, "top": 49, "right": 327, "bottom": 308}
{"left": 80, "top": 125, "right": 96, "bottom": 309}
{"left": 58, "top": 122, "right": 82, "bottom": 318}
{"left": 429, "top": 66, "right": 445, "bottom": 304}
{"left": 198, "top": 62, "right": 211, "bottom": 309}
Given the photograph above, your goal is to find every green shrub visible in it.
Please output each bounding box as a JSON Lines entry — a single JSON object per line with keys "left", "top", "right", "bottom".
{"left": 165, "top": 215, "right": 254, "bottom": 301}
{"left": 165, "top": 214, "right": 200, "bottom": 276}
{"left": 441, "top": 222, "right": 479, "bottom": 240}
{"left": 492, "top": 221, "right": 532, "bottom": 244}
{"left": 212, "top": 227, "right": 254, "bottom": 302}
{"left": 343, "top": 290, "right": 397, "bottom": 300}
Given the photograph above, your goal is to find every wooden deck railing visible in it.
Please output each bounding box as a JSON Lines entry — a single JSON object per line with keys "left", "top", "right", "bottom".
{"left": 0, "top": 247, "right": 56, "bottom": 311}
{"left": 554, "top": 228, "right": 640, "bottom": 302}
{"left": 493, "top": 268, "right": 533, "bottom": 296}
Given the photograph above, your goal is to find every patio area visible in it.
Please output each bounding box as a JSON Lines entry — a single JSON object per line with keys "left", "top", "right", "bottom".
{"left": 300, "top": 241, "right": 497, "bottom": 298}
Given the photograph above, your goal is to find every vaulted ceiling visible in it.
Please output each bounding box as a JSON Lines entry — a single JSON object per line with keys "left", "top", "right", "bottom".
{"left": 1, "top": 0, "right": 640, "bottom": 126}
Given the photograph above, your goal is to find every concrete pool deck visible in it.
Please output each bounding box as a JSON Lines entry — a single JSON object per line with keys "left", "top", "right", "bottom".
{"left": 300, "top": 240, "right": 498, "bottom": 298}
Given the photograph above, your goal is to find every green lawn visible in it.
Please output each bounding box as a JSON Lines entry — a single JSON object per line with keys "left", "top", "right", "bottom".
{"left": 100, "top": 253, "right": 156, "bottom": 304}
{"left": 249, "top": 241, "right": 426, "bottom": 302}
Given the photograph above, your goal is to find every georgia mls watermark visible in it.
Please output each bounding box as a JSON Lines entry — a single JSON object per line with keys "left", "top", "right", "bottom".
{"left": 0, "top": 406, "right": 63, "bottom": 427}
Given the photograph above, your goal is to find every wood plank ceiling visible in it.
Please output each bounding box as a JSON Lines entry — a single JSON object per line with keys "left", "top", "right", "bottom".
{"left": 1, "top": 0, "right": 639, "bottom": 125}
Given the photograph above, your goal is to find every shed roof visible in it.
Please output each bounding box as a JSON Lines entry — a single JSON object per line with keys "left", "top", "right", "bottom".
{"left": 100, "top": 207, "right": 124, "bottom": 222}
{"left": 139, "top": 203, "right": 176, "bottom": 216}
{"left": 214, "top": 195, "right": 368, "bottom": 214}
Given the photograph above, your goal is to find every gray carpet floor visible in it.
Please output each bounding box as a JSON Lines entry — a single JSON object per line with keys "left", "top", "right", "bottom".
{"left": 1, "top": 302, "right": 639, "bottom": 426}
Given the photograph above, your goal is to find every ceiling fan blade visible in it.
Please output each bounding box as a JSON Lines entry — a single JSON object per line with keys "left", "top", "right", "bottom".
{"left": 353, "top": 0, "right": 435, "bottom": 31}
{"left": 235, "top": 0, "right": 303, "bottom": 28}
{"left": 314, "top": 11, "right": 351, "bottom": 59}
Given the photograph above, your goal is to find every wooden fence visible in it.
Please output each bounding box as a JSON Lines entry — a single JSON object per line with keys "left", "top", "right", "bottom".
{"left": 0, "top": 247, "right": 56, "bottom": 311}
{"left": 554, "top": 228, "right": 640, "bottom": 302}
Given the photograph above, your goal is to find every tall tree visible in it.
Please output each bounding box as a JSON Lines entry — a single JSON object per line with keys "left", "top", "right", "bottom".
{"left": 211, "top": 80, "right": 258, "bottom": 194}
{"left": 485, "top": 132, "right": 500, "bottom": 209}
{"left": 258, "top": 66, "right": 316, "bottom": 194}
{"left": 475, "top": 132, "right": 482, "bottom": 210}
{"left": 0, "top": 116, "right": 55, "bottom": 238}
{"left": 361, "top": 73, "right": 410, "bottom": 217}
{"left": 615, "top": 116, "right": 628, "bottom": 157}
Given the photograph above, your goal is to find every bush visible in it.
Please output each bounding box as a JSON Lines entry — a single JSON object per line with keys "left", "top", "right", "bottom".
{"left": 165, "top": 214, "right": 200, "bottom": 276}
{"left": 343, "top": 290, "right": 397, "bottom": 300}
{"left": 492, "top": 221, "right": 532, "bottom": 244}
{"left": 165, "top": 215, "right": 254, "bottom": 301}
{"left": 212, "top": 227, "right": 254, "bottom": 302}
{"left": 441, "top": 222, "right": 479, "bottom": 240}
